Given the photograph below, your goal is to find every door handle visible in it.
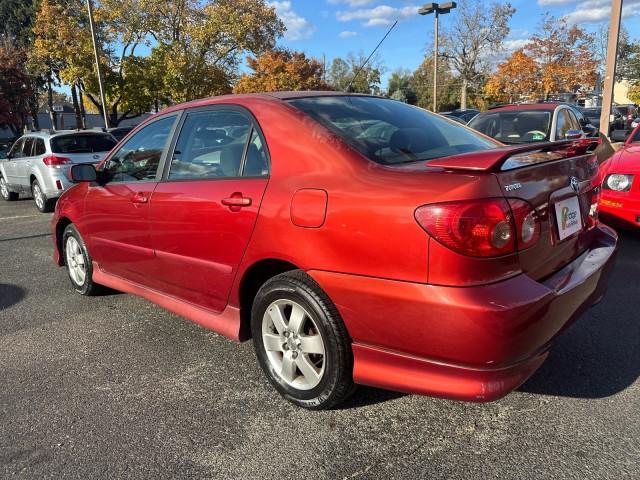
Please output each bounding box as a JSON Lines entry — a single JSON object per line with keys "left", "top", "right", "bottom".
{"left": 131, "top": 192, "right": 149, "bottom": 204}
{"left": 222, "top": 193, "right": 252, "bottom": 211}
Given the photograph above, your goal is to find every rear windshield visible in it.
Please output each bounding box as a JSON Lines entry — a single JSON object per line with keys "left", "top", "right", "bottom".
{"left": 468, "top": 110, "right": 552, "bottom": 144}
{"left": 287, "top": 96, "right": 497, "bottom": 165}
{"left": 51, "top": 134, "right": 117, "bottom": 154}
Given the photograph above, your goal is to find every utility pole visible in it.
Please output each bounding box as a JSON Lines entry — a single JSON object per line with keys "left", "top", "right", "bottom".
{"left": 419, "top": 2, "right": 456, "bottom": 112}
{"left": 599, "top": 0, "right": 623, "bottom": 138}
{"left": 86, "top": 0, "right": 109, "bottom": 128}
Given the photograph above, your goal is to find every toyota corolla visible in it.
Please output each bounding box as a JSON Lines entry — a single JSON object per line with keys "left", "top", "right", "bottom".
{"left": 51, "top": 92, "right": 617, "bottom": 409}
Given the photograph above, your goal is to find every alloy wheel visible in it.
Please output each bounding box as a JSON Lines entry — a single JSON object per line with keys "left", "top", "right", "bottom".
{"left": 65, "top": 236, "right": 86, "bottom": 286}
{"left": 33, "top": 183, "right": 44, "bottom": 210}
{"left": 0, "top": 177, "right": 8, "bottom": 199}
{"left": 261, "top": 299, "right": 326, "bottom": 390}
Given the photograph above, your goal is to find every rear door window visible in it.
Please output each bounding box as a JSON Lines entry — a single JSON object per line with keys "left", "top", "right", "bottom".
{"left": 22, "top": 137, "right": 35, "bottom": 157}
{"left": 168, "top": 110, "right": 252, "bottom": 180}
{"left": 51, "top": 134, "right": 117, "bottom": 154}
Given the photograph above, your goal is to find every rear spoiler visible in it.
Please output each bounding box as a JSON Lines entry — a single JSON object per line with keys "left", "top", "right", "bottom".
{"left": 427, "top": 139, "right": 601, "bottom": 172}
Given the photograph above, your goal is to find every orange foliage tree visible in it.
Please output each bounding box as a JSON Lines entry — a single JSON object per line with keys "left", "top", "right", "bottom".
{"left": 233, "top": 49, "right": 331, "bottom": 93}
{"left": 485, "top": 48, "right": 538, "bottom": 103}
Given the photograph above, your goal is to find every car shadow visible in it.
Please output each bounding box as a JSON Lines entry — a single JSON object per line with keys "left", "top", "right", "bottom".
{"left": 0, "top": 283, "right": 26, "bottom": 310}
{"left": 519, "top": 229, "right": 640, "bottom": 399}
{"left": 338, "top": 386, "right": 406, "bottom": 409}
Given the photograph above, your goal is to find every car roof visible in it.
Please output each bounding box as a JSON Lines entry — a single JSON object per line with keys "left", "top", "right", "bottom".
{"left": 22, "top": 130, "right": 112, "bottom": 140}
{"left": 486, "top": 103, "right": 563, "bottom": 112}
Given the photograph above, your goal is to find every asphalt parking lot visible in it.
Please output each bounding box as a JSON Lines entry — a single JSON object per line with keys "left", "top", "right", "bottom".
{"left": 1, "top": 197, "right": 639, "bottom": 479}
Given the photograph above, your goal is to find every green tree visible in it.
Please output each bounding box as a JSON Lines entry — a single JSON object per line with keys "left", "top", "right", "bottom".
{"left": 387, "top": 69, "right": 417, "bottom": 104}
{"left": 327, "top": 52, "right": 384, "bottom": 94}
{"left": 412, "top": 55, "right": 458, "bottom": 111}
{"left": 0, "top": 0, "right": 38, "bottom": 46}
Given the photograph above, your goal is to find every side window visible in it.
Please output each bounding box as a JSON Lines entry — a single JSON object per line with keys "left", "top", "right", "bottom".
{"left": 243, "top": 129, "right": 269, "bottom": 177}
{"left": 102, "top": 115, "right": 176, "bottom": 183}
{"left": 34, "top": 138, "right": 46, "bottom": 156}
{"left": 567, "top": 110, "right": 581, "bottom": 131}
{"left": 555, "top": 110, "right": 571, "bottom": 139}
{"left": 9, "top": 139, "right": 25, "bottom": 159}
{"left": 168, "top": 110, "right": 251, "bottom": 180}
{"left": 22, "top": 138, "right": 35, "bottom": 157}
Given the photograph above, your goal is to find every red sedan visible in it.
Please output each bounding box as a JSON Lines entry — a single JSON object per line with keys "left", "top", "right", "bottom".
{"left": 51, "top": 92, "right": 617, "bottom": 409}
{"left": 599, "top": 126, "right": 640, "bottom": 228}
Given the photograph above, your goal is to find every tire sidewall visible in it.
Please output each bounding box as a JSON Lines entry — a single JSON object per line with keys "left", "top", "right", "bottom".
{"left": 252, "top": 278, "right": 343, "bottom": 409}
{"left": 32, "top": 180, "right": 46, "bottom": 212}
{"left": 0, "top": 176, "right": 9, "bottom": 200}
{"left": 62, "top": 225, "right": 93, "bottom": 295}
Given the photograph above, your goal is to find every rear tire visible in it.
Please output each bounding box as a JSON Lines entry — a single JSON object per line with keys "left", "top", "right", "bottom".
{"left": 251, "top": 270, "right": 356, "bottom": 410}
{"left": 0, "top": 176, "right": 18, "bottom": 201}
{"left": 62, "top": 224, "right": 103, "bottom": 296}
{"left": 31, "top": 179, "right": 55, "bottom": 213}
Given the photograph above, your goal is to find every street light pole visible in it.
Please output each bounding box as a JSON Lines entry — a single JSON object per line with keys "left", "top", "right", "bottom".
{"left": 599, "top": 0, "right": 623, "bottom": 138}
{"left": 86, "top": 0, "right": 109, "bottom": 129}
{"left": 419, "top": 2, "right": 456, "bottom": 113}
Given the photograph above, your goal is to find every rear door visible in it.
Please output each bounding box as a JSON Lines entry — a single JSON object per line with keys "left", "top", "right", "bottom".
{"left": 148, "top": 106, "right": 270, "bottom": 312}
{"left": 15, "top": 137, "right": 35, "bottom": 189}
{"left": 83, "top": 114, "right": 179, "bottom": 285}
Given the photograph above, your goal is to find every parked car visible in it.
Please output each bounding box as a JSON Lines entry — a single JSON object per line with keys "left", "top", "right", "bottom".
{"left": 468, "top": 103, "right": 598, "bottom": 144}
{"left": 613, "top": 104, "right": 639, "bottom": 132}
{"left": 51, "top": 92, "right": 617, "bottom": 409}
{"left": 0, "top": 130, "right": 117, "bottom": 212}
{"left": 440, "top": 108, "right": 479, "bottom": 123}
{"left": 107, "top": 126, "right": 136, "bottom": 141}
{"left": 599, "top": 123, "right": 640, "bottom": 228}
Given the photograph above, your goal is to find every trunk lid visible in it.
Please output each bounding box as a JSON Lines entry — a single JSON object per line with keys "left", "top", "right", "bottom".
{"left": 428, "top": 140, "right": 601, "bottom": 281}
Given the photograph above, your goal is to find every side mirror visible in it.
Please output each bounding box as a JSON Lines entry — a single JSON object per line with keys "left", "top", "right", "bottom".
{"left": 565, "top": 129, "right": 583, "bottom": 140}
{"left": 71, "top": 163, "right": 97, "bottom": 182}
{"left": 583, "top": 124, "right": 598, "bottom": 137}
{"left": 610, "top": 130, "right": 629, "bottom": 143}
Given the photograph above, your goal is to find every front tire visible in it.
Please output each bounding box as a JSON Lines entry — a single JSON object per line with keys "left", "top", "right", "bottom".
{"left": 251, "top": 270, "right": 355, "bottom": 409}
{"left": 0, "top": 176, "right": 18, "bottom": 201}
{"left": 31, "top": 180, "right": 55, "bottom": 213}
{"left": 62, "top": 224, "right": 102, "bottom": 296}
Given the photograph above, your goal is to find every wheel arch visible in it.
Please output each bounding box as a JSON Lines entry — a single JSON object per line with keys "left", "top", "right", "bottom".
{"left": 237, "top": 258, "right": 300, "bottom": 341}
{"left": 54, "top": 216, "right": 74, "bottom": 266}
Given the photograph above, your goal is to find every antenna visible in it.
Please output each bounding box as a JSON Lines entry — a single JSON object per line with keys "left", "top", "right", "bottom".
{"left": 345, "top": 20, "right": 398, "bottom": 93}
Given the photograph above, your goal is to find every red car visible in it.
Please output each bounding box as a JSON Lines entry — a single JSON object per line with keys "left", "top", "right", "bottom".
{"left": 51, "top": 92, "right": 617, "bottom": 409}
{"left": 600, "top": 125, "right": 640, "bottom": 227}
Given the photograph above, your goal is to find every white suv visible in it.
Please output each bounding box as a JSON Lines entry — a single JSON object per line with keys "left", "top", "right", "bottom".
{"left": 0, "top": 130, "right": 117, "bottom": 212}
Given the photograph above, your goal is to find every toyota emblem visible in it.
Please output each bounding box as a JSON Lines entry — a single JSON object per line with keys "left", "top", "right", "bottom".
{"left": 570, "top": 176, "right": 579, "bottom": 193}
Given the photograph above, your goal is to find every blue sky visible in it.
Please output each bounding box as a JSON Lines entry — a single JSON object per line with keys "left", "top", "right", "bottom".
{"left": 270, "top": 0, "right": 640, "bottom": 86}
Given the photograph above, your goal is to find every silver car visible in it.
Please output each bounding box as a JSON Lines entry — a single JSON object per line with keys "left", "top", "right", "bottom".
{"left": 0, "top": 130, "right": 117, "bottom": 212}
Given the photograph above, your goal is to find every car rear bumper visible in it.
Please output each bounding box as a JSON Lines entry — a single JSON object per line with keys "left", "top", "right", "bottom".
{"left": 308, "top": 223, "right": 618, "bottom": 402}
{"left": 40, "top": 169, "right": 74, "bottom": 198}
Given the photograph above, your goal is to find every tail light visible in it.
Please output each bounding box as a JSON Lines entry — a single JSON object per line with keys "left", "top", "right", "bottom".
{"left": 43, "top": 155, "right": 71, "bottom": 167}
{"left": 415, "top": 198, "right": 540, "bottom": 258}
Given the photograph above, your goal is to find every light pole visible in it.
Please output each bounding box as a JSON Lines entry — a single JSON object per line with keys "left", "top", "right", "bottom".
{"left": 86, "top": 0, "right": 109, "bottom": 128}
{"left": 599, "top": 0, "right": 623, "bottom": 138}
{"left": 419, "top": 2, "right": 456, "bottom": 113}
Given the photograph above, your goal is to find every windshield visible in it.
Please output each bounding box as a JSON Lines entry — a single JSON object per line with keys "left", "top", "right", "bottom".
{"left": 287, "top": 96, "right": 497, "bottom": 165}
{"left": 630, "top": 128, "right": 640, "bottom": 143}
{"left": 51, "top": 134, "right": 117, "bottom": 154}
{"left": 468, "top": 110, "right": 552, "bottom": 144}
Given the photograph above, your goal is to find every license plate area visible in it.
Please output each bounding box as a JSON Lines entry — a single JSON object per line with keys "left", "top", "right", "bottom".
{"left": 554, "top": 196, "right": 583, "bottom": 241}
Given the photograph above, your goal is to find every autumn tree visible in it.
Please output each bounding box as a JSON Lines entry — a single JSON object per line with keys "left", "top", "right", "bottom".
{"left": 441, "top": 0, "right": 515, "bottom": 109}
{"left": 484, "top": 48, "right": 538, "bottom": 103}
{"left": 0, "top": 42, "right": 32, "bottom": 137}
{"left": 327, "top": 52, "right": 384, "bottom": 94}
{"left": 526, "top": 14, "right": 596, "bottom": 99}
{"left": 233, "top": 50, "right": 330, "bottom": 93}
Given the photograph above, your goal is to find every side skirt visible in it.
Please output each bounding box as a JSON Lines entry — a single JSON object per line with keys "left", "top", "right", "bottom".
{"left": 92, "top": 262, "right": 242, "bottom": 341}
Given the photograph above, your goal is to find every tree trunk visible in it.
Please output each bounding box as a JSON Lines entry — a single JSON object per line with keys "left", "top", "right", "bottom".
{"left": 29, "top": 92, "right": 39, "bottom": 131}
{"left": 47, "top": 70, "right": 58, "bottom": 130}
{"left": 71, "top": 83, "right": 82, "bottom": 130}
{"left": 461, "top": 77, "right": 468, "bottom": 111}
{"left": 78, "top": 85, "right": 86, "bottom": 129}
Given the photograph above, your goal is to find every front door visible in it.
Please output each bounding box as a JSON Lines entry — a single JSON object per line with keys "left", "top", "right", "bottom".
{"left": 148, "top": 107, "right": 270, "bottom": 312}
{"left": 82, "top": 114, "right": 179, "bottom": 284}
{"left": 3, "top": 138, "right": 26, "bottom": 188}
